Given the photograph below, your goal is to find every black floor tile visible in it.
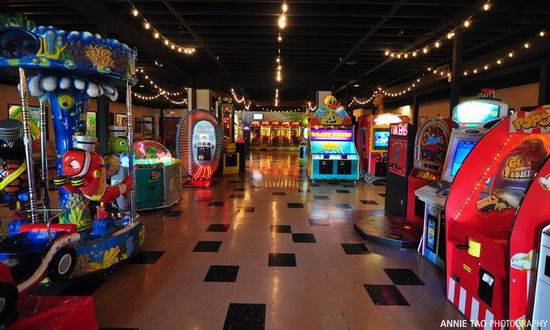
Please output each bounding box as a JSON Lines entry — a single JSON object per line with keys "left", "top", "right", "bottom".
{"left": 272, "top": 191, "right": 286, "bottom": 196}
{"left": 268, "top": 253, "right": 297, "bottom": 267}
{"left": 335, "top": 203, "right": 353, "bottom": 209}
{"left": 229, "top": 194, "right": 244, "bottom": 199}
{"left": 223, "top": 303, "right": 266, "bottom": 330}
{"left": 57, "top": 278, "right": 106, "bottom": 296}
{"left": 341, "top": 243, "right": 369, "bottom": 255}
{"left": 308, "top": 218, "right": 330, "bottom": 226}
{"left": 130, "top": 251, "right": 165, "bottom": 264}
{"left": 238, "top": 206, "right": 255, "bottom": 213}
{"left": 196, "top": 197, "right": 213, "bottom": 202}
{"left": 378, "top": 193, "right": 386, "bottom": 197}
{"left": 364, "top": 285, "right": 409, "bottom": 306}
{"left": 207, "top": 224, "right": 231, "bottom": 232}
{"left": 287, "top": 203, "right": 304, "bottom": 208}
{"left": 360, "top": 200, "right": 379, "bottom": 205}
{"left": 342, "top": 184, "right": 355, "bottom": 188}
{"left": 163, "top": 210, "right": 182, "bottom": 217}
{"left": 313, "top": 195, "right": 329, "bottom": 200}
{"left": 208, "top": 201, "right": 225, "bottom": 207}
{"left": 204, "top": 265, "right": 239, "bottom": 282}
{"left": 383, "top": 268, "right": 425, "bottom": 286}
{"left": 193, "top": 241, "right": 222, "bottom": 252}
{"left": 336, "top": 189, "right": 350, "bottom": 194}
{"left": 234, "top": 188, "right": 246, "bottom": 192}
{"left": 292, "top": 233, "right": 316, "bottom": 243}
{"left": 298, "top": 189, "right": 311, "bottom": 193}
{"left": 270, "top": 224, "right": 292, "bottom": 233}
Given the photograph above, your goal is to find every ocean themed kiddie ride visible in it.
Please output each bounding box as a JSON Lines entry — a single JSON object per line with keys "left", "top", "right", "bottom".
{"left": 0, "top": 14, "right": 144, "bottom": 310}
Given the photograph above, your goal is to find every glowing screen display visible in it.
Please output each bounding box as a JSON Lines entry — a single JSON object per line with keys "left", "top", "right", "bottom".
{"left": 373, "top": 129, "right": 390, "bottom": 150}
{"left": 451, "top": 140, "right": 476, "bottom": 176}
{"left": 453, "top": 101, "right": 500, "bottom": 124}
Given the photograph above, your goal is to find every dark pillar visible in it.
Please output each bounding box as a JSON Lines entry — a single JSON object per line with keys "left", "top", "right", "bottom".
{"left": 412, "top": 95, "right": 420, "bottom": 126}
{"left": 539, "top": 62, "right": 550, "bottom": 106}
{"left": 159, "top": 108, "right": 165, "bottom": 140}
{"left": 449, "top": 29, "right": 463, "bottom": 115}
{"left": 191, "top": 75, "right": 197, "bottom": 110}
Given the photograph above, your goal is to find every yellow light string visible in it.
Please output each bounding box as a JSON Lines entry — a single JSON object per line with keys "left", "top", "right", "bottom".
{"left": 275, "top": 1, "right": 287, "bottom": 104}
{"left": 137, "top": 68, "right": 186, "bottom": 97}
{"left": 384, "top": 1, "right": 492, "bottom": 60}
{"left": 231, "top": 88, "right": 252, "bottom": 110}
{"left": 129, "top": 2, "right": 196, "bottom": 56}
{"left": 348, "top": 75, "right": 424, "bottom": 107}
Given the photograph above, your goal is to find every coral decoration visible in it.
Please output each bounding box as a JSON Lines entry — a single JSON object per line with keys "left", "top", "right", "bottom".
{"left": 84, "top": 46, "right": 114, "bottom": 72}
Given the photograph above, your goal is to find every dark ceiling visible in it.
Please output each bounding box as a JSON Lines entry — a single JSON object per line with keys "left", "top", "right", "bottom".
{"left": 2, "top": 0, "right": 550, "bottom": 108}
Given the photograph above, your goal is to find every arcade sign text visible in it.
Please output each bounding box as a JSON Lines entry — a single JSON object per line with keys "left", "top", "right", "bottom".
{"left": 310, "top": 129, "right": 353, "bottom": 141}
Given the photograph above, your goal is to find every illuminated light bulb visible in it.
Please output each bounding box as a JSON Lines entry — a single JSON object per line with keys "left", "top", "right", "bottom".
{"left": 435, "top": 41, "right": 441, "bottom": 48}
{"left": 412, "top": 83, "right": 416, "bottom": 87}
{"left": 463, "top": 20, "right": 471, "bottom": 28}
{"left": 447, "top": 32, "right": 454, "bottom": 39}
{"left": 447, "top": 72, "right": 451, "bottom": 77}
{"left": 463, "top": 71, "right": 468, "bottom": 76}
{"left": 423, "top": 47, "right": 428, "bottom": 54}
{"left": 433, "top": 69, "right": 438, "bottom": 74}
{"left": 473, "top": 68, "right": 478, "bottom": 74}
{"left": 390, "top": 53, "right": 395, "bottom": 58}
{"left": 385, "top": 50, "right": 390, "bottom": 56}
{"left": 540, "top": 31, "right": 546, "bottom": 37}
{"left": 282, "top": 2, "right": 288, "bottom": 13}
{"left": 404, "top": 53, "right": 409, "bottom": 58}
{"left": 132, "top": 9, "right": 139, "bottom": 16}
{"left": 524, "top": 42, "right": 530, "bottom": 49}
{"left": 277, "top": 65, "right": 282, "bottom": 70}
{"left": 170, "top": 44, "right": 175, "bottom": 50}
{"left": 144, "top": 22, "right": 151, "bottom": 30}
{"left": 483, "top": 2, "right": 491, "bottom": 11}
{"left": 178, "top": 47, "right": 182, "bottom": 52}
{"left": 497, "top": 59, "right": 502, "bottom": 64}
{"left": 427, "top": 67, "right": 432, "bottom": 71}
{"left": 484, "top": 65, "right": 489, "bottom": 70}
{"left": 276, "top": 57, "right": 280, "bottom": 63}
{"left": 154, "top": 32, "right": 160, "bottom": 39}
{"left": 164, "top": 39, "right": 169, "bottom": 45}
{"left": 145, "top": 75, "right": 149, "bottom": 79}
{"left": 412, "top": 51, "right": 417, "bottom": 57}
{"left": 397, "top": 53, "right": 401, "bottom": 59}
{"left": 278, "top": 15, "right": 287, "bottom": 29}
{"left": 416, "top": 78, "right": 421, "bottom": 82}
{"left": 440, "top": 71, "right": 445, "bottom": 76}
{"left": 508, "top": 52, "right": 514, "bottom": 57}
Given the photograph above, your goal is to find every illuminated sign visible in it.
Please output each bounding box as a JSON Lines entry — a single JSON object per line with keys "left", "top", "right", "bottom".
{"left": 510, "top": 109, "right": 550, "bottom": 133}
{"left": 390, "top": 123, "right": 409, "bottom": 137}
{"left": 310, "top": 129, "right": 353, "bottom": 141}
{"left": 253, "top": 113, "right": 264, "bottom": 120}
{"left": 453, "top": 101, "right": 500, "bottom": 124}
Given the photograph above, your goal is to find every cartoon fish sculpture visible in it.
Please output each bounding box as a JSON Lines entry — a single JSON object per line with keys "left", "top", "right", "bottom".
{"left": 511, "top": 251, "right": 533, "bottom": 271}
{"left": 55, "top": 149, "right": 132, "bottom": 203}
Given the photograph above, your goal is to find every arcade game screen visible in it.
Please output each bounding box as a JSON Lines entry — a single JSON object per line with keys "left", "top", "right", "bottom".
{"left": 134, "top": 140, "right": 175, "bottom": 165}
{"left": 192, "top": 120, "right": 216, "bottom": 163}
{"left": 453, "top": 101, "right": 501, "bottom": 124}
{"left": 451, "top": 140, "right": 476, "bottom": 176}
{"left": 420, "top": 126, "right": 448, "bottom": 166}
{"left": 373, "top": 129, "right": 390, "bottom": 150}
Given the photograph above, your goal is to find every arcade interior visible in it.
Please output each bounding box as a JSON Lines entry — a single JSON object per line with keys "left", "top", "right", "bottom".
{"left": 0, "top": 1, "right": 550, "bottom": 329}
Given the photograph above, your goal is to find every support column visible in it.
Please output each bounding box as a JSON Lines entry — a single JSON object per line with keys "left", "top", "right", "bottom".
{"left": 412, "top": 95, "right": 420, "bottom": 126}
{"left": 449, "top": 29, "right": 463, "bottom": 115}
{"left": 539, "top": 62, "right": 550, "bottom": 106}
{"left": 159, "top": 108, "right": 165, "bottom": 142}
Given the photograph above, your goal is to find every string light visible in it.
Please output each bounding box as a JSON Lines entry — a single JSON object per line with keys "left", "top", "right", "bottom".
{"left": 231, "top": 88, "right": 252, "bottom": 110}
{"left": 130, "top": 3, "right": 196, "bottom": 55}
{"left": 348, "top": 75, "right": 424, "bottom": 107}
{"left": 275, "top": 2, "right": 287, "bottom": 87}
{"left": 137, "top": 68, "right": 186, "bottom": 97}
{"left": 384, "top": 2, "right": 491, "bottom": 60}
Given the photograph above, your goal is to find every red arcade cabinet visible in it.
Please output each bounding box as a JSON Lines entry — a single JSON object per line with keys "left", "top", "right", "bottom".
{"left": 385, "top": 122, "right": 416, "bottom": 217}
{"left": 356, "top": 114, "right": 391, "bottom": 183}
{"left": 407, "top": 118, "right": 452, "bottom": 224}
{"left": 446, "top": 106, "right": 550, "bottom": 328}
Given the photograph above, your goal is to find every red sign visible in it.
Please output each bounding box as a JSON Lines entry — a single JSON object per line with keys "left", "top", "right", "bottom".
{"left": 391, "top": 123, "right": 409, "bottom": 137}
{"left": 388, "top": 139, "right": 408, "bottom": 177}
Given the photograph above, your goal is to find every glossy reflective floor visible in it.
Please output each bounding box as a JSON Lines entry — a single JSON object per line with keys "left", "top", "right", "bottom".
{"left": 42, "top": 152, "right": 464, "bottom": 329}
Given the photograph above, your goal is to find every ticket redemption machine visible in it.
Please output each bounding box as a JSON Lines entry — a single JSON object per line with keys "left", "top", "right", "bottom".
{"left": 532, "top": 224, "right": 550, "bottom": 329}
{"left": 133, "top": 140, "right": 182, "bottom": 210}
{"left": 407, "top": 118, "right": 452, "bottom": 224}
{"left": 308, "top": 96, "right": 359, "bottom": 181}
{"left": 177, "top": 109, "right": 223, "bottom": 187}
{"left": 416, "top": 95, "right": 508, "bottom": 268}
{"left": 385, "top": 122, "right": 416, "bottom": 216}
{"left": 223, "top": 142, "right": 239, "bottom": 175}
{"left": 445, "top": 106, "right": 550, "bottom": 328}
{"left": 356, "top": 114, "right": 392, "bottom": 183}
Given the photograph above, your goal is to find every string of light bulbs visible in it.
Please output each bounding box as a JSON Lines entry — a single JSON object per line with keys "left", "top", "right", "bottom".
{"left": 275, "top": 89, "right": 280, "bottom": 107}
{"left": 129, "top": 1, "right": 196, "bottom": 55}
{"left": 348, "top": 76, "right": 424, "bottom": 107}
{"left": 384, "top": 1, "right": 492, "bottom": 60}
{"left": 274, "top": 2, "right": 288, "bottom": 106}
{"left": 134, "top": 91, "right": 188, "bottom": 105}
{"left": 231, "top": 88, "right": 252, "bottom": 110}
{"left": 306, "top": 102, "right": 316, "bottom": 112}
{"left": 137, "top": 68, "right": 186, "bottom": 97}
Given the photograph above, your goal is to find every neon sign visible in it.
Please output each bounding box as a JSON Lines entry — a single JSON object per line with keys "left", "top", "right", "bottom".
{"left": 510, "top": 109, "right": 550, "bottom": 133}
{"left": 390, "top": 123, "right": 409, "bottom": 136}
{"left": 310, "top": 129, "right": 353, "bottom": 141}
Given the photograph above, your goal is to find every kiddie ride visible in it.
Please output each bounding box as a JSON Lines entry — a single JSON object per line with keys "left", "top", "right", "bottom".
{"left": 177, "top": 109, "right": 223, "bottom": 188}
{"left": 308, "top": 96, "right": 359, "bottom": 181}
{"left": 416, "top": 90, "right": 508, "bottom": 268}
{"left": 446, "top": 106, "right": 550, "bottom": 329}
{"left": 0, "top": 16, "right": 143, "bottom": 326}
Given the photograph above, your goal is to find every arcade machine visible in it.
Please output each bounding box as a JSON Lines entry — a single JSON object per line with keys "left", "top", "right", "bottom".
{"left": 385, "top": 122, "right": 416, "bottom": 217}
{"left": 356, "top": 114, "right": 393, "bottom": 183}
{"left": 445, "top": 105, "right": 550, "bottom": 328}
{"left": 532, "top": 224, "right": 550, "bottom": 329}
{"left": 298, "top": 115, "right": 309, "bottom": 163}
{"left": 416, "top": 90, "right": 508, "bottom": 268}
{"left": 177, "top": 109, "right": 223, "bottom": 187}
{"left": 133, "top": 140, "right": 181, "bottom": 210}
{"left": 281, "top": 121, "right": 291, "bottom": 150}
{"left": 270, "top": 121, "right": 281, "bottom": 150}
{"left": 308, "top": 96, "right": 359, "bottom": 181}
{"left": 290, "top": 121, "right": 301, "bottom": 151}
{"left": 260, "top": 121, "right": 270, "bottom": 150}
{"left": 406, "top": 118, "right": 452, "bottom": 224}
{"left": 250, "top": 120, "right": 261, "bottom": 151}
{"left": 222, "top": 142, "right": 239, "bottom": 175}
{"left": 219, "top": 101, "right": 233, "bottom": 144}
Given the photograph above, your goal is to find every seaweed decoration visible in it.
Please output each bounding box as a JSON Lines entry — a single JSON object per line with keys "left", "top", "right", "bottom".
{"left": 84, "top": 45, "right": 114, "bottom": 72}
{"left": 59, "top": 193, "right": 92, "bottom": 230}
{"left": 0, "top": 14, "right": 35, "bottom": 31}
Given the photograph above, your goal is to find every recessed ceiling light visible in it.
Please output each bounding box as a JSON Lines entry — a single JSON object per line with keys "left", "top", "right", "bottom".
{"left": 353, "top": 84, "right": 360, "bottom": 88}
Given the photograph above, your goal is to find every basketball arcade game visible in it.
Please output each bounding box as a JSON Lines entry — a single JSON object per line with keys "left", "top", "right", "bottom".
{"left": 445, "top": 106, "right": 550, "bottom": 328}
{"left": 416, "top": 93, "right": 508, "bottom": 268}
{"left": 407, "top": 118, "right": 452, "bottom": 224}
{"left": 308, "top": 96, "right": 359, "bottom": 181}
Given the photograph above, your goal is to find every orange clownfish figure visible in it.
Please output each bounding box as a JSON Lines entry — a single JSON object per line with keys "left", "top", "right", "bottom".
{"left": 58, "top": 149, "right": 132, "bottom": 203}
